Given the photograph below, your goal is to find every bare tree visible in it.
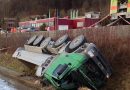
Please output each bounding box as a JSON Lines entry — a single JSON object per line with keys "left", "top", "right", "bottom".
{"left": 0, "top": 0, "right": 109, "bottom": 18}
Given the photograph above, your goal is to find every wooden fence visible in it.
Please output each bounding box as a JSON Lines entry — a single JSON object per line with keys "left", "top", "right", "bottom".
{"left": 0, "top": 25, "right": 130, "bottom": 53}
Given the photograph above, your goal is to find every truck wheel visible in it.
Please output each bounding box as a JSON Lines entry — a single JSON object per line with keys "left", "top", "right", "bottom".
{"left": 33, "top": 35, "right": 44, "bottom": 46}
{"left": 40, "top": 37, "right": 51, "bottom": 47}
{"left": 69, "top": 35, "right": 86, "bottom": 52}
{"left": 54, "top": 34, "right": 69, "bottom": 48}
{"left": 27, "top": 35, "right": 37, "bottom": 45}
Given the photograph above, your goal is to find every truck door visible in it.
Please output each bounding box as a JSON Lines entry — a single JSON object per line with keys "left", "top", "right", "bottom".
{"left": 110, "top": 0, "right": 118, "bottom": 14}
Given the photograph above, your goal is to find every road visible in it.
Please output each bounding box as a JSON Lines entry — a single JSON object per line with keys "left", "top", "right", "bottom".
{"left": 0, "top": 66, "right": 41, "bottom": 90}
{"left": 0, "top": 78, "right": 16, "bottom": 90}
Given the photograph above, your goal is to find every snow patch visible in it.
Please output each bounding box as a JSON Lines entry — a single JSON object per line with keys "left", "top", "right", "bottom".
{"left": 0, "top": 79, "right": 16, "bottom": 90}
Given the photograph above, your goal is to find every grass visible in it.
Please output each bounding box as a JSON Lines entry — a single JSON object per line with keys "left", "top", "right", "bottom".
{"left": 0, "top": 53, "right": 35, "bottom": 75}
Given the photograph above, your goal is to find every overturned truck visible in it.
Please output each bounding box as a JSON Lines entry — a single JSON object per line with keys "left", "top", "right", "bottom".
{"left": 13, "top": 34, "right": 112, "bottom": 90}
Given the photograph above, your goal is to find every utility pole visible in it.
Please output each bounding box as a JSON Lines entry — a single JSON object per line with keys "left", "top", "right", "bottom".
{"left": 57, "top": 8, "right": 59, "bottom": 30}
{"left": 48, "top": 9, "right": 50, "bottom": 31}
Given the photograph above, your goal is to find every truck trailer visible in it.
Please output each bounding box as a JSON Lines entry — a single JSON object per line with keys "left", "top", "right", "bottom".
{"left": 13, "top": 35, "right": 112, "bottom": 90}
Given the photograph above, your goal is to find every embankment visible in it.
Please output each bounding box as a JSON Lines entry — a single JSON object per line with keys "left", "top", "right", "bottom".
{"left": 0, "top": 25, "right": 130, "bottom": 90}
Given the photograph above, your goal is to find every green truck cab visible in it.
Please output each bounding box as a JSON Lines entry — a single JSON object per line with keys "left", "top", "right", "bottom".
{"left": 43, "top": 52, "right": 109, "bottom": 90}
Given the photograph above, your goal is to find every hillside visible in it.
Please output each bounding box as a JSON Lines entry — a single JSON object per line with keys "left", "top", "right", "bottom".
{"left": 0, "top": 0, "right": 110, "bottom": 18}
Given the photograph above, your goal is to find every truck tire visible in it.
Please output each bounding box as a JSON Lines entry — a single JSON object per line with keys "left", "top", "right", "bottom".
{"left": 40, "top": 37, "right": 51, "bottom": 47}
{"left": 27, "top": 35, "right": 37, "bottom": 45}
{"left": 41, "top": 78, "right": 50, "bottom": 86}
{"left": 54, "top": 34, "right": 69, "bottom": 48}
{"left": 33, "top": 35, "right": 44, "bottom": 46}
{"left": 69, "top": 35, "right": 86, "bottom": 52}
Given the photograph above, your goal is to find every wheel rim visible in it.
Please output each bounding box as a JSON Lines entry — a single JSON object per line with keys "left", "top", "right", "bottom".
{"left": 40, "top": 37, "right": 51, "bottom": 47}
{"left": 27, "top": 35, "right": 37, "bottom": 45}
{"left": 54, "top": 34, "right": 69, "bottom": 47}
{"left": 69, "top": 35, "right": 85, "bottom": 50}
{"left": 33, "top": 35, "right": 44, "bottom": 46}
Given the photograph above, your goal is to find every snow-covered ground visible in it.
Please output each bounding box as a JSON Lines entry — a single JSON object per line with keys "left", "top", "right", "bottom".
{"left": 0, "top": 79, "right": 16, "bottom": 90}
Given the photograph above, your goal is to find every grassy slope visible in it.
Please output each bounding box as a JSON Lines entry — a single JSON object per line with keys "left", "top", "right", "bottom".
{"left": 0, "top": 53, "right": 35, "bottom": 75}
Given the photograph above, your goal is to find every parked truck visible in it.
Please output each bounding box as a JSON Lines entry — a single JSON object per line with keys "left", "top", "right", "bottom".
{"left": 13, "top": 35, "right": 112, "bottom": 90}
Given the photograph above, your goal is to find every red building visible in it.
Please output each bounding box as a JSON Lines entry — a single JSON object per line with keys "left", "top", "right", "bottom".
{"left": 71, "top": 18, "right": 85, "bottom": 29}
{"left": 57, "top": 18, "right": 72, "bottom": 30}
{"left": 1, "top": 18, "right": 18, "bottom": 32}
{"left": 19, "top": 17, "right": 73, "bottom": 31}
{"left": 19, "top": 15, "right": 100, "bottom": 31}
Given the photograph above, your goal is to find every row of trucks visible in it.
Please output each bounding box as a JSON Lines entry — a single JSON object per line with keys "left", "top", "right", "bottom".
{"left": 12, "top": 34, "right": 112, "bottom": 90}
